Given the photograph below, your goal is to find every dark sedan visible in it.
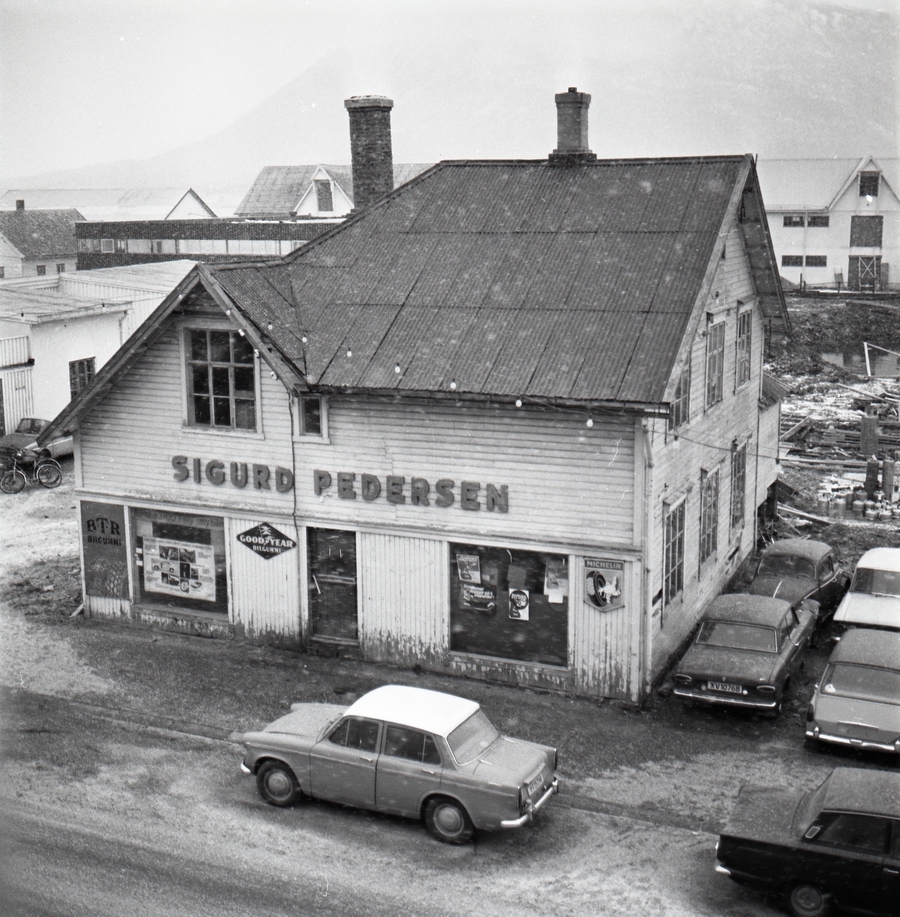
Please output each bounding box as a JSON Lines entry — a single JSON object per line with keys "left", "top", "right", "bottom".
{"left": 716, "top": 767, "right": 900, "bottom": 917}
{"left": 749, "top": 538, "right": 849, "bottom": 623}
{"left": 673, "top": 594, "right": 816, "bottom": 715}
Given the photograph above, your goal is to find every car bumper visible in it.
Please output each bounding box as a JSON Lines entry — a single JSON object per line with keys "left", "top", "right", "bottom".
{"left": 805, "top": 726, "right": 900, "bottom": 754}
{"left": 240, "top": 760, "right": 252, "bottom": 775}
{"left": 714, "top": 861, "right": 731, "bottom": 876}
{"left": 500, "top": 777, "right": 559, "bottom": 828}
{"left": 673, "top": 687, "right": 777, "bottom": 710}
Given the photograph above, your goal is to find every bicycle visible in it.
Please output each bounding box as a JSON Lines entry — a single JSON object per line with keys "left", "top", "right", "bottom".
{"left": 0, "top": 449, "right": 62, "bottom": 493}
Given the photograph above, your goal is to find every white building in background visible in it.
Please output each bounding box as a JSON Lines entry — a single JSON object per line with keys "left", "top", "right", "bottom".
{"left": 757, "top": 156, "right": 899, "bottom": 292}
{"left": 0, "top": 261, "right": 195, "bottom": 435}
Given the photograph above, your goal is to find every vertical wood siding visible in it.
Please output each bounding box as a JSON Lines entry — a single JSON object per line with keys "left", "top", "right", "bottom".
{"left": 228, "top": 515, "right": 302, "bottom": 645}
{"left": 358, "top": 532, "right": 448, "bottom": 666}
{"left": 0, "top": 335, "right": 30, "bottom": 368}
{"left": 0, "top": 367, "right": 33, "bottom": 430}
{"left": 571, "top": 555, "right": 642, "bottom": 701}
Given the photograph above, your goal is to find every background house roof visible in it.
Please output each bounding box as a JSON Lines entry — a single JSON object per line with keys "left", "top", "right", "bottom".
{"left": 213, "top": 156, "right": 768, "bottom": 407}
{"left": 235, "top": 163, "right": 433, "bottom": 217}
{"left": 755, "top": 158, "right": 900, "bottom": 211}
{"left": 0, "top": 208, "right": 83, "bottom": 258}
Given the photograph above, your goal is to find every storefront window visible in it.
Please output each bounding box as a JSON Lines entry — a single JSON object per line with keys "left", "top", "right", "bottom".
{"left": 449, "top": 542, "right": 568, "bottom": 667}
{"left": 133, "top": 509, "right": 227, "bottom": 615}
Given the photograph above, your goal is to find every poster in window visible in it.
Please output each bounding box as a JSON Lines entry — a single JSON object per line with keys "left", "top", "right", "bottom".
{"left": 455, "top": 553, "right": 481, "bottom": 584}
{"left": 508, "top": 588, "right": 530, "bottom": 621}
{"left": 544, "top": 557, "right": 569, "bottom": 604}
{"left": 143, "top": 537, "right": 215, "bottom": 602}
{"left": 584, "top": 558, "right": 624, "bottom": 611}
{"left": 459, "top": 582, "right": 497, "bottom": 614}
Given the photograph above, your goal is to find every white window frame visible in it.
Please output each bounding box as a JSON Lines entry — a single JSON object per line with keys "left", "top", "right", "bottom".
{"left": 296, "top": 393, "right": 328, "bottom": 439}
{"left": 662, "top": 498, "right": 686, "bottom": 614}
{"left": 699, "top": 466, "right": 720, "bottom": 565}
{"left": 705, "top": 321, "right": 726, "bottom": 409}
{"left": 735, "top": 310, "right": 751, "bottom": 389}
{"left": 730, "top": 441, "right": 747, "bottom": 531}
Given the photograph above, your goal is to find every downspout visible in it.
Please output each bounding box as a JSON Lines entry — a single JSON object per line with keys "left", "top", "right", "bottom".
{"left": 639, "top": 418, "right": 655, "bottom": 705}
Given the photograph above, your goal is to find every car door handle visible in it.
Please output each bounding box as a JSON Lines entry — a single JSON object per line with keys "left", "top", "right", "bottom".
{"left": 419, "top": 768, "right": 437, "bottom": 775}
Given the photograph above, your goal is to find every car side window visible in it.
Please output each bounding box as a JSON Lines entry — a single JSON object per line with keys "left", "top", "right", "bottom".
{"left": 819, "top": 556, "right": 834, "bottom": 580}
{"left": 328, "top": 717, "right": 380, "bottom": 752}
{"left": 812, "top": 814, "right": 888, "bottom": 854}
{"left": 383, "top": 725, "right": 442, "bottom": 765}
{"left": 890, "top": 821, "right": 900, "bottom": 859}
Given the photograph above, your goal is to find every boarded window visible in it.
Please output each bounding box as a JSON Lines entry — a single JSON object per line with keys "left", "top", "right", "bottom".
{"left": 805, "top": 255, "right": 827, "bottom": 267}
{"left": 808, "top": 215, "right": 829, "bottom": 227}
{"left": 859, "top": 172, "right": 880, "bottom": 197}
{"left": 850, "top": 215, "right": 883, "bottom": 247}
{"left": 783, "top": 215, "right": 804, "bottom": 227}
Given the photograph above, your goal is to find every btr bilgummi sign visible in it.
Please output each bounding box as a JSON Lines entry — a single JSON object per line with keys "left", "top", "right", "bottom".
{"left": 237, "top": 523, "right": 297, "bottom": 559}
{"left": 81, "top": 501, "right": 128, "bottom": 598}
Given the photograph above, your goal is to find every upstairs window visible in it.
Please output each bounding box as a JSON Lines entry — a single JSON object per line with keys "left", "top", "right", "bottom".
{"left": 668, "top": 363, "right": 691, "bottom": 430}
{"left": 663, "top": 500, "right": 685, "bottom": 611}
{"left": 807, "top": 215, "right": 830, "bottom": 228}
{"left": 735, "top": 310, "right": 752, "bottom": 388}
{"left": 298, "top": 394, "right": 324, "bottom": 436}
{"left": 56, "top": 263, "right": 66, "bottom": 273}
{"left": 859, "top": 172, "right": 880, "bottom": 198}
{"left": 699, "top": 468, "right": 719, "bottom": 564}
{"left": 315, "top": 180, "right": 334, "bottom": 212}
{"left": 782, "top": 255, "right": 803, "bottom": 267}
{"left": 705, "top": 322, "right": 725, "bottom": 409}
{"left": 783, "top": 215, "right": 805, "bottom": 227}
{"left": 100, "top": 239, "right": 114, "bottom": 253}
{"left": 69, "top": 357, "right": 96, "bottom": 399}
{"left": 36, "top": 264, "right": 46, "bottom": 275}
{"left": 805, "top": 255, "right": 827, "bottom": 267}
{"left": 186, "top": 329, "right": 257, "bottom": 431}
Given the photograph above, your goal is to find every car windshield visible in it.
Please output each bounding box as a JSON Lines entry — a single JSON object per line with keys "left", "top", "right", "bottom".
{"left": 15, "top": 418, "right": 46, "bottom": 436}
{"left": 821, "top": 663, "right": 900, "bottom": 705}
{"left": 793, "top": 775, "right": 830, "bottom": 837}
{"left": 757, "top": 554, "right": 816, "bottom": 579}
{"left": 696, "top": 620, "right": 777, "bottom": 653}
{"left": 851, "top": 567, "right": 900, "bottom": 597}
{"left": 446, "top": 709, "right": 500, "bottom": 764}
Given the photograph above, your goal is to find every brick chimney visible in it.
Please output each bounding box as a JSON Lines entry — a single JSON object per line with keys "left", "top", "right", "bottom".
{"left": 549, "top": 87, "right": 597, "bottom": 164}
{"left": 345, "top": 95, "right": 394, "bottom": 210}
{"left": 15, "top": 199, "right": 24, "bottom": 211}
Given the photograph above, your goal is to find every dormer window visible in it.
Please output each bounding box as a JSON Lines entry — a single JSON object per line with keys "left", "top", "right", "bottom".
{"left": 315, "top": 180, "right": 334, "bottom": 213}
{"left": 859, "top": 172, "right": 880, "bottom": 198}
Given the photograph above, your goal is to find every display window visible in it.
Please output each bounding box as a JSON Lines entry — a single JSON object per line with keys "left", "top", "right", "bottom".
{"left": 449, "top": 542, "right": 568, "bottom": 667}
{"left": 133, "top": 509, "right": 228, "bottom": 615}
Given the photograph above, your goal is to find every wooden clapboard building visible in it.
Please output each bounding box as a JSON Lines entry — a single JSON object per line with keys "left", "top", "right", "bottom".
{"left": 41, "top": 90, "right": 789, "bottom": 703}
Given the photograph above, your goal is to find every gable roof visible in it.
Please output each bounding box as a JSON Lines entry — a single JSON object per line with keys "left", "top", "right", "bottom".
{"left": 39, "top": 153, "right": 789, "bottom": 446}
{"left": 0, "top": 208, "right": 83, "bottom": 258}
{"left": 235, "top": 163, "right": 433, "bottom": 218}
{"left": 214, "top": 155, "right": 786, "bottom": 407}
{"left": 755, "top": 157, "right": 900, "bottom": 211}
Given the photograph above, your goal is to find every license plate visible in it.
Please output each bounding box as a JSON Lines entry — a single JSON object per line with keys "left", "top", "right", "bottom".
{"left": 527, "top": 773, "right": 545, "bottom": 797}
{"left": 708, "top": 681, "right": 742, "bottom": 694}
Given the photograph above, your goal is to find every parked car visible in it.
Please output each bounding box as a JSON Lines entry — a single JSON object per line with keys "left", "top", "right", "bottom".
{"left": 672, "top": 594, "right": 816, "bottom": 715}
{"left": 239, "top": 684, "right": 559, "bottom": 844}
{"left": 749, "top": 538, "right": 849, "bottom": 623}
{"left": 833, "top": 548, "right": 900, "bottom": 633}
{"left": 715, "top": 767, "right": 900, "bottom": 917}
{"left": 805, "top": 628, "right": 900, "bottom": 755}
{"left": 0, "top": 417, "right": 72, "bottom": 461}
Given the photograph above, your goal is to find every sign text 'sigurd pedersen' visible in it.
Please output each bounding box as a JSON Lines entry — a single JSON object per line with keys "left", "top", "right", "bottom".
{"left": 313, "top": 470, "right": 508, "bottom": 512}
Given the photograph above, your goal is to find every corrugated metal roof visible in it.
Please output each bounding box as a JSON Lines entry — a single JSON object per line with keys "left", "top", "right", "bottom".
{"left": 0, "top": 208, "right": 83, "bottom": 258}
{"left": 212, "top": 156, "right": 768, "bottom": 406}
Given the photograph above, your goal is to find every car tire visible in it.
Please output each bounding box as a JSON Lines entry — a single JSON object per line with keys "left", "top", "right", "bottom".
{"left": 256, "top": 760, "right": 302, "bottom": 807}
{"left": 424, "top": 796, "right": 474, "bottom": 844}
{"left": 787, "top": 882, "right": 833, "bottom": 917}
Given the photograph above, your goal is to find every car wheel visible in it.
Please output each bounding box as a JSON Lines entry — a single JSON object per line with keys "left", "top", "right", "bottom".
{"left": 256, "top": 760, "right": 302, "bottom": 807}
{"left": 424, "top": 796, "right": 474, "bottom": 844}
{"left": 787, "top": 882, "right": 833, "bottom": 917}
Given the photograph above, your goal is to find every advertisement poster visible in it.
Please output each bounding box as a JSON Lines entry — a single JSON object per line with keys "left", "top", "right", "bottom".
{"left": 508, "top": 587, "right": 530, "bottom": 620}
{"left": 81, "top": 502, "right": 129, "bottom": 598}
{"left": 459, "top": 582, "right": 497, "bottom": 613}
{"left": 455, "top": 553, "right": 481, "bottom": 584}
{"left": 543, "top": 557, "right": 569, "bottom": 605}
{"left": 584, "top": 558, "right": 625, "bottom": 611}
{"left": 143, "top": 537, "right": 215, "bottom": 602}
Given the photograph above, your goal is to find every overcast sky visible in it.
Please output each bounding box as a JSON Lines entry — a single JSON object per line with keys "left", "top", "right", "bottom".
{"left": 1, "top": 0, "right": 898, "bottom": 183}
